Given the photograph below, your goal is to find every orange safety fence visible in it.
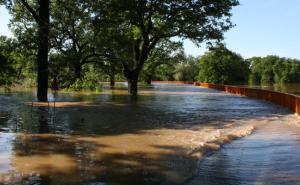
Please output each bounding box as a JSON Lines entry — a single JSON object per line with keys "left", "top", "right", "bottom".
{"left": 153, "top": 81, "right": 300, "bottom": 115}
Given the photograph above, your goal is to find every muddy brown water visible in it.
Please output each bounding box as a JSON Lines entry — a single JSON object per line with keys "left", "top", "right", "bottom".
{"left": 0, "top": 83, "right": 299, "bottom": 185}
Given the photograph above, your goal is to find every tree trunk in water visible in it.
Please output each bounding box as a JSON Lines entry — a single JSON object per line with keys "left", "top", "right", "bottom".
{"left": 75, "top": 64, "right": 82, "bottom": 80}
{"left": 123, "top": 51, "right": 148, "bottom": 96}
{"left": 124, "top": 67, "right": 140, "bottom": 96}
{"left": 37, "top": 0, "right": 50, "bottom": 102}
{"left": 127, "top": 77, "right": 138, "bottom": 96}
{"left": 146, "top": 75, "right": 152, "bottom": 85}
{"left": 146, "top": 79, "right": 151, "bottom": 85}
{"left": 110, "top": 75, "right": 115, "bottom": 87}
{"left": 110, "top": 79, "right": 115, "bottom": 87}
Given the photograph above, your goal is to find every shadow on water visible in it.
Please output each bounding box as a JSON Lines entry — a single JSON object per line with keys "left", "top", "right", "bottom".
{"left": 3, "top": 130, "right": 254, "bottom": 185}
{"left": 2, "top": 133, "right": 202, "bottom": 185}
{"left": 0, "top": 84, "right": 297, "bottom": 185}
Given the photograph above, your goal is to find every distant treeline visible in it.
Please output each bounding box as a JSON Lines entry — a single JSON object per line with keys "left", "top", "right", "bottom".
{"left": 195, "top": 45, "right": 300, "bottom": 85}
{"left": 147, "top": 44, "right": 300, "bottom": 85}
{"left": 249, "top": 56, "right": 300, "bottom": 84}
{"left": 1, "top": 36, "right": 300, "bottom": 89}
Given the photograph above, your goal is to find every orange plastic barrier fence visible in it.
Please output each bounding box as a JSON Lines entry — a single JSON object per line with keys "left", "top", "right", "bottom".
{"left": 153, "top": 81, "right": 300, "bottom": 115}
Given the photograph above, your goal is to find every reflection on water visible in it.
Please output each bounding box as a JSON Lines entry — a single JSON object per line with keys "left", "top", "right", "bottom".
{"left": 0, "top": 83, "right": 298, "bottom": 185}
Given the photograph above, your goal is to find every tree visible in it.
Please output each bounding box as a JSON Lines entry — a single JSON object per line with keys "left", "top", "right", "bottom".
{"left": 95, "top": 59, "right": 123, "bottom": 87}
{"left": 94, "top": 0, "right": 239, "bottom": 95}
{"left": 0, "top": 36, "right": 34, "bottom": 87}
{"left": 198, "top": 44, "right": 249, "bottom": 84}
{"left": 3, "top": 0, "right": 50, "bottom": 101}
{"left": 0, "top": 39, "right": 15, "bottom": 86}
{"left": 141, "top": 39, "right": 184, "bottom": 84}
{"left": 154, "top": 64, "right": 176, "bottom": 81}
{"left": 249, "top": 56, "right": 300, "bottom": 85}
{"left": 248, "top": 57, "right": 263, "bottom": 84}
{"left": 173, "top": 55, "right": 200, "bottom": 82}
{"left": 51, "top": 0, "right": 102, "bottom": 84}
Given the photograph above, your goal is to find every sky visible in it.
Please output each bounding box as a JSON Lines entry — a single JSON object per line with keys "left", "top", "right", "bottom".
{"left": 1, "top": 0, "right": 300, "bottom": 59}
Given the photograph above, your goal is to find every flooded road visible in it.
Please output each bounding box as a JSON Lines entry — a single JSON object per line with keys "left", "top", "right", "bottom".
{"left": 0, "top": 83, "right": 298, "bottom": 185}
{"left": 185, "top": 120, "right": 300, "bottom": 185}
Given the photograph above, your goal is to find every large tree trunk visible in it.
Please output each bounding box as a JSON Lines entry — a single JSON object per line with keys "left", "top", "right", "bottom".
{"left": 109, "top": 65, "right": 115, "bottom": 87}
{"left": 74, "top": 64, "right": 82, "bottom": 80}
{"left": 124, "top": 68, "right": 139, "bottom": 96}
{"left": 146, "top": 74, "right": 152, "bottom": 85}
{"left": 146, "top": 79, "right": 151, "bottom": 85}
{"left": 127, "top": 77, "right": 138, "bottom": 96}
{"left": 123, "top": 40, "right": 150, "bottom": 96}
{"left": 37, "top": 0, "right": 50, "bottom": 102}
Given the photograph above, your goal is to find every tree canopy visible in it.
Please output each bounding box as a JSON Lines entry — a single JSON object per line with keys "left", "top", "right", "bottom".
{"left": 92, "top": 0, "right": 239, "bottom": 95}
{"left": 197, "top": 44, "right": 250, "bottom": 84}
{"left": 249, "top": 56, "right": 300, "bottom": 85}
{"left": 0, "top": 0, "right": 240, "bottom": 98}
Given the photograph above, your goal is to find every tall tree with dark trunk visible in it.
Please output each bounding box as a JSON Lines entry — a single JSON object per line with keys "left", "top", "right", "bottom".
{"left": 94, "top": 0, "right": 239, "bottom": 96}
{"left": 3, "top": 0, "right": 50, "bottom": 101}
{"left": 20, "top": 0, "right": 50, "bottom": 101}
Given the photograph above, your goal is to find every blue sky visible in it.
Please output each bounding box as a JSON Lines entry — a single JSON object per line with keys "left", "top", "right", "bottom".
{"left": 1, "top": 0, "right": 300, "bottom": 58}
{"left": 0, "top": 6, "right": 12, "bottom": 37}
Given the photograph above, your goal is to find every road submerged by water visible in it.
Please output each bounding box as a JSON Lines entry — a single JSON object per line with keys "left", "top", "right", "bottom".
{"left": 184, "top": 117, "right": 300, "bottom": 185}
{"left": 0, "top": 83, "right": 300, "bottom": 185}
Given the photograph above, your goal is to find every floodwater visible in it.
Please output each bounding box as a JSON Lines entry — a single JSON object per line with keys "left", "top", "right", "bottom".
{"left": 184, "top": 120, "right": 300, "bottom": 185}
{"left": 0, "top": 83, "right": 299, "bottom": 185}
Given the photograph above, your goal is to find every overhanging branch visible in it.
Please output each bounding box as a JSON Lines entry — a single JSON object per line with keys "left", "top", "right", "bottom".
{"left": 20, "top": 0, "right": 40, "bottom": 23}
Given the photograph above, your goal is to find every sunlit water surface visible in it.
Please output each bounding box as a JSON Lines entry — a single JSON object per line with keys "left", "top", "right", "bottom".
{"left": 0, "top": 83, "right": 299, "bottom": 185}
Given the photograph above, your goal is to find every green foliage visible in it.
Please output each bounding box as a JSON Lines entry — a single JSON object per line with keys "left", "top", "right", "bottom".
{"left": 93, "top": 0, "right": 239, "bottom": 94}
{"left": 2, "top": 0, "right": 240, "bottom": 93}
{"left": 0, "top": 35, "right": 37, "bottom": 87}
{"left": 0, "top": 36, "right": 16, "bottom": 86}
{"left": 173, "top": 56, "right": 200, "bottom": 82}
{"left": 99, "top": 0, "right": 239, "bottom": 44}
{"left": 150, "top": 55, "right": 200, "bottom": 82}
{"left": 68, "top": 64, "right": 103, "bottom": 91}
{"left": 69, "top": 79, "right": 95, "bottom": 91}
{"left": 249, "top": 56, "right": 300, "bottom": 85}
{"left": 154, "top": 64, "right": 176, "bottom": 81}
{"left": 141, "top": 39, "right": 184, "bottom": 83}
{"left": 197, "top": 44, "right": 249, "bottom": 84}
{"left": 0, "top": 54, "right": 13, "bottom": 86}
